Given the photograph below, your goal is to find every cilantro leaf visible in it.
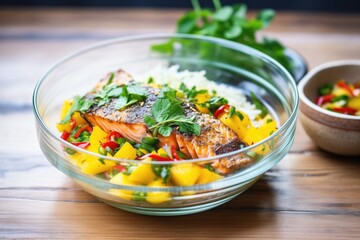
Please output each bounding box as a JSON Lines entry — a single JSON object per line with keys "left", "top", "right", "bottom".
{"left": 158, "top": 125, "right": 172, "bottom": 137}
{"left": 179, "top": 83, "right": 208, "bottom": 102}
{"left": 158, "top": 87, "right": 179, "bottom": 102}
{"left": 114, "top": 95, "right": 128, "bottom": 109}
{"left": 151, "top": 98, "right": 184, "bottom": 123}
{"left": 114, "top": 84, "right": 147, "bottom": 110}
{"left": 144, "top": 115, "right": 156, "bottom": 127}
{"left": 145, "top": 97, "right": 201, "bottom": 137}
{"left": 199, "top": 96, "right": 228, "bottom": 113}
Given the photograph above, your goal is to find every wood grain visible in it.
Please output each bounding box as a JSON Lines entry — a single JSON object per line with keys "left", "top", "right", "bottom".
{"left": 1, "top": 8, "right": 360, "bottom": 239}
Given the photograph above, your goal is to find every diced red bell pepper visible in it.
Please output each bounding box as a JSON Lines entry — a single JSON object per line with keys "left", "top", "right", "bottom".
{"left": 101, "top": 141, "right": 119, "bottom": 150}
{"left": 214, "top": 104, "right": 230, "bottom": 118}
{"left": 60, "top": 131, "right": 70, "bottom": 141}
{"left": 337, "top": 81, "right": 354, "bottom": 96}
{"left": 113, "top": 165, "right": 126, "bottom": 172}
{"left": 74, "top": 125, "right": 93, "bottom": 139}
{"left": 316, "top": 94, "right": 334, "bottom": 106}
{"left": 107, "top": 131, "right": 122, "bottom": 142}
{"left": 71, "top": 142, "right": 90, "bottom": 148}
{"left": 332, "top": 107, "right": 357, "bottom": 115}
{"left": 70, "top": 118, "right": 77, "bottom": 130}
{"left": 171, "top": 145, "right": 182, "bottom": 160}
{"left": 138, "top": 154, "right": 174, "bottom": 161}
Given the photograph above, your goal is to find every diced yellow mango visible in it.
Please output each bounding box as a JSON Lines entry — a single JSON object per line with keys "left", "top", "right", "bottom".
{"left": 348, "top": 97, "right": 360, "bottom": 110}
{"left": 86, "top": 126, "right": 108, "bottom": 161}
{"left": 196, "top": 168, "right": 224, "bottom": 184}
{"left": 128, "top": 163, "right": 157, "bottom": 185}
{"left": 68, "top": 152, "right": 87, "bottom": 167}
{"left": 243, "top": 127, "right": 263, "bottom": 145}
{"left": 146, "top": 179, "right": 171, "bottom": 204}
{"left": 60, "top": 99, "right": 72, "bottom": 120}
{"left": 194, "top": 92, "right": 211, "bottom": 113}
{"left": 176, "top": 91, "right": 185, "bottom": 98}
{"left": 219, "top": 111, "right": 251, "bottom": 139}
{"left": 72, "top": 112, "right": 88, "bottom": 126}
{"left": 333, "top": 86, "right": 351, "bottom": 97}
{"left": 170, "top": 163, "right": 202, "bottom": 186}
{"left": 56, "top": 122, "right": 72, "bottom": 133}
{"left": 113, "top": 142, "right": 137, "bottom": 160}
{"left": 243, "top": 119, "right": 277, "bottom": 146}
{"left": 109, "top": 173, "right": 135, "bottom": 201}
{"left": 80, "top": 158, "right": 116, "bottom": 175}
{"left": 260, "top": 120, "right": 277, "bottom": 137}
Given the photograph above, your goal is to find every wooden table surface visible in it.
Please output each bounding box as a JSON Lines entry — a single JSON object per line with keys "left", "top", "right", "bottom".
{"left": 1, "top": 8, "right": 360, "bottom": 239}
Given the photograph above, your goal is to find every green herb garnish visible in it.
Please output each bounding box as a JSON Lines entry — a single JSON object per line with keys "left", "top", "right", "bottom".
{"left": 250, "top": 92, "right": 268, "bottom": 118}
{"left": 133, "top": 192, "right": 147, "bottom": 202}
{"left": 179, "top": 83, "right": 208, "bottom": 102}
{"left": 152, "top": 165, "right": 171, "bottom": 183}
{"left": 204, "top": 163, "right": 216, "bottom": 172}
{"left": 235, "top": 111, "right": 244, "bottom": 121}
{"left": 319, "top": 84, "right": 334, "bottom": 96}
{"left": 228, "top": 106, "right": 236, "bottom": 117}
{"left": 330, "top": 95, "right": 349, "bottom": 105}
{"left": 114, "top": 84, "right": 147, "bottom": 110}
{"left": 199, "top": 96, "right": 228, "bottom": 113}
{"left": 138, "top": 137, "right": 159, "bottom": 153}
{"left": 147, "top": 77, "right": 154, "bottom": 84}
{"left": 144, "top": 98, "right": 201, "bottom": 137}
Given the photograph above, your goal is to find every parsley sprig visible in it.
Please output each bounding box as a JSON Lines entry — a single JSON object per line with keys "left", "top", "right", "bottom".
{"left": 114, "top": 84, "right": 147, "bottom": 110}
{"left": 144, "top": 90, "right": 201, "bottom": 137}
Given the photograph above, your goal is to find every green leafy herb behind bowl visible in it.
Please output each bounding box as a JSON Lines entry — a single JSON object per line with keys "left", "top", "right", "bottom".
{"left": 152, "top": 0, "right": 295, "bottom": 76}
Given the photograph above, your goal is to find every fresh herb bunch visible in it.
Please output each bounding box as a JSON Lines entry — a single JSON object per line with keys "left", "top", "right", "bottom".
{"left": 152, "top": 0, "right": 293, "bottom": 73}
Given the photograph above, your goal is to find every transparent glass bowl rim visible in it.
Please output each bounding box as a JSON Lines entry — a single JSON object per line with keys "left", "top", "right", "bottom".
{"left": 33, "top": 33, "right": 299, "bottom": 191}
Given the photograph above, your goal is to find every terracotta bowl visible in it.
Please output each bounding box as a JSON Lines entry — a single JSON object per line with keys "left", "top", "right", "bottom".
{"left": 298, "top": 60, "right": 360, "bottom": 156}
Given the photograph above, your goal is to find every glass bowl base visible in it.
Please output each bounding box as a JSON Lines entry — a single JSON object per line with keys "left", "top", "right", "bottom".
{"left": 102, "top": 194, "right": 239, "bottom": 216}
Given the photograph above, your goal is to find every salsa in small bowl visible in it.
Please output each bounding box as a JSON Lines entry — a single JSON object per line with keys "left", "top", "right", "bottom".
{"left": 299, "top": 60, "right": 360, "bottom": 156}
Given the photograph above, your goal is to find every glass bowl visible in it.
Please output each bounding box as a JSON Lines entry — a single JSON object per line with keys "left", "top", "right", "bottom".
{"left": 33, "top": 34, "right": 299, "bottom": 216}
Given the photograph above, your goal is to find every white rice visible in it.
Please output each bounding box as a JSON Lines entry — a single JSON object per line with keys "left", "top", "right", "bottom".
{"left": 135, "top": 65, "right": 262, "bottom": 123}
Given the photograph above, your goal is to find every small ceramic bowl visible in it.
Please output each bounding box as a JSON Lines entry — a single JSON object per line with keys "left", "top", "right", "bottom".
{"left": 298, "top": 60, "right": 360, "bottom": 156}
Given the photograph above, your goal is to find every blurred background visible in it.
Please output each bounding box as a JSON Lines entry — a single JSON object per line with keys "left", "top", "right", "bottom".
{"left": 2, "top": 0, "right": 360, "bottom": 12}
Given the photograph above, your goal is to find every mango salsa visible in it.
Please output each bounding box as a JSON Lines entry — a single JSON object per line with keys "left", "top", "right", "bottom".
{"left": 170, "top": 163, "right": 202, "bottom": 186}
{"left": 113, "top": 142, "right": 137, "bottom": 160}
{"left": 219, "top": 111, "right": 251, "bottom": 139}
{"left": 194, "top": 92, "right": 211, "bottom": 113}
{"left": 196, "top": 168, "right": 224, "bottom": 184}
{"left": 146, "top": 179, "right": 171, "bottom": 204}
{"left": 109, "top": 173, "right": 135, "bottom": 201}
{"left": 128, "top": 163, "right": 157, "bottom": 185}
{"left": 58, "top": 69, "right": 281, "bottom": 205}
{"left": 81, "top": 158, "right": 116, "bottom": 175}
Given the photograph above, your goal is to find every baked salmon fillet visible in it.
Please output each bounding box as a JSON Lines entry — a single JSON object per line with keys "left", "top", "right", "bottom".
{"left": 83, "top": 69, "right": 253, "bottom": 172}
